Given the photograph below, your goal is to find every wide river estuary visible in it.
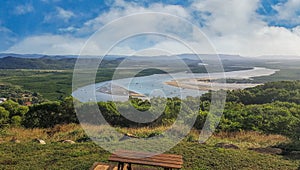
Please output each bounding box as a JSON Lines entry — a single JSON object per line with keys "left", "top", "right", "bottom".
{"left": 72, "top": 67, "right": 278, "bottom": 102}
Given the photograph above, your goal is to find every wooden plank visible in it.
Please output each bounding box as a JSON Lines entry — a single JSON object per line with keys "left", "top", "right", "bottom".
{"left": 110, "top": 154, "right": 182, "bottom": 166}
{"left": 116, "top": 150, "right": 182, "bottom": 159}
{"left": 109, "top": 150, "right": 183, "bottom": 169}
{"left": 110, "top": 154, "right": 182, "bottom": 163}
{"left": 132, "top": 167, "right": 157, "bottom": 170}
{"left": 111, "top": 150, "right": 182, "bottom": 164}
{"left": 109, "top": 157, "right": 182, "bottom": 169}
{"left": 113, "top": 152, "right": 182, "bottom": 162}
{"left": 89, "top": 162, "right": 118, "bottom": 170}
{"left": 111, "top": 156, "right": 182, "bottom": 166}
{"left": 109, "top": 156, "right": 182, "bottom": 169}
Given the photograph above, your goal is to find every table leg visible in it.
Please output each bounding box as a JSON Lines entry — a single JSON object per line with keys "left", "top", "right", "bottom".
{"left": 127, "top": 163, "right": 132, "bottom": 170}
{"left": 118, "top": 162, "right": 124, "bottom": 170}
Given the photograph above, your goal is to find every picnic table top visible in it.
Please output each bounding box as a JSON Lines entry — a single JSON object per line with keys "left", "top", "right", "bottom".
{"left": 108, "top": 150, "right": 183, "bottom": 169}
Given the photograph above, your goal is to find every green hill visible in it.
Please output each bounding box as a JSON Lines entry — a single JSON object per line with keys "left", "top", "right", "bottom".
{"left": 0, "top": 56, "right": 76, "bottom": 69}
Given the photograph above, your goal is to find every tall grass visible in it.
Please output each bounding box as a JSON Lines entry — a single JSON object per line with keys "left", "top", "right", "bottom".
{"left": 0, "top": 124, "right": 85, "bottom": 143}
{"left": 0, "top": 123, "right": 289, "bottom": 148}
{"left": 208, "top": 131, "right": 289, "bottom": 148}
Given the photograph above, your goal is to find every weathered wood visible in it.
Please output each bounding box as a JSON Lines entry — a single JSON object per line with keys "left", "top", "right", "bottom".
{"left": 108, "top": 150, "right": 183, "bottom": 169}
{"left": 109, "top": 155, "right": 182, "bottom": 166}
{"left": 90, "top": 162, "right": 118, "bottom": 170}
{"left": 116, "top": 150, "right": 182, "bottom": 159}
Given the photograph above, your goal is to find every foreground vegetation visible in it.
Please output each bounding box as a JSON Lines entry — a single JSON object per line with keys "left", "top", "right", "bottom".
{"left": 1, "top": 81, "right": 300, "bottom": 139}
{"left": 1, "top": 56, "right": 300, "bottom": 169}
{"left": 1, "top": 81, "right": 300, "bottom": 169}
{"left": 1, "top": 124, "right": 299, "bottom": 170}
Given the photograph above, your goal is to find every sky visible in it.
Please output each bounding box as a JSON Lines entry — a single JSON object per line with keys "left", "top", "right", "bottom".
{"left": 0, "top": 0, "right": 300, "bottom": 57}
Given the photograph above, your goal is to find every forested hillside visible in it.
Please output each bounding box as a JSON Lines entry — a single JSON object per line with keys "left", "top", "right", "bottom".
{"left": 0, "top": 56, "right": 76, "bottom": 69}
{"left": 202, "top": 81, "right": 300, "bottom": 104}
{"left": 1, "top": 81, "right": 300, "bottom": 139}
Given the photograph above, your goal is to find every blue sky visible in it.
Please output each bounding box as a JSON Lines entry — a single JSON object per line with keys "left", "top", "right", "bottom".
{"left": 0, "top": 0, "right": 300, "bottom": 56}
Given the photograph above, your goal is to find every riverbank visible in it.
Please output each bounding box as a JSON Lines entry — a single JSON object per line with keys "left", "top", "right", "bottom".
{"left": 164, "top": 78, "right": 261, "bottom": 91}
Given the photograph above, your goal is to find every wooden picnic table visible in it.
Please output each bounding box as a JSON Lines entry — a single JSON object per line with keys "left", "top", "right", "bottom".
{"left": 108, "top": 150, "right": 183, "bottom": 170}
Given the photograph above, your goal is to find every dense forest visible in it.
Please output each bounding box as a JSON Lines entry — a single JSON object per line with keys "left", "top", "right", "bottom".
{"left": 1, "top": 81, "right": 300, "bottom": 140}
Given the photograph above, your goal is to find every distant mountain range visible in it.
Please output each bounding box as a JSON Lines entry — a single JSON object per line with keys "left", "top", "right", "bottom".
{"left": 0, "top": 53, "right": 247, "bottom": 59}
{"left": 1, "top": 53, "right": 299, "bottom": 60}
{"left": 0, "top": 53, "right": 297, "bottom": 70}
{"left": 0, "top": 54, "right": 123, "bottom": 69}
{"left": 0, "top": 56, "right": 76, "bottom": 69}
{"left": 0, "top": 53, "right": 77, "bottom": 59}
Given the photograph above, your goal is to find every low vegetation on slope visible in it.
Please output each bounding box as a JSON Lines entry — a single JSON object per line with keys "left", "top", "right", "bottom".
{"left": 0, "top": 124, "right": 299, "bottom": 170}
{"left": 1, "top": 79, "right": 300, "bottom": 169}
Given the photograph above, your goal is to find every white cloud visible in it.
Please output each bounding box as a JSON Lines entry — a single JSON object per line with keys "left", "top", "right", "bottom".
{"left": 190, "top": 0, "right": 300, "bottom": 56}
{"left": 44, "top": 7, "right": 75, "bottom": 23}
{"left": 6, "top": 0, "right": 300, "bottom": 57}
{"left": 192, "top": 0, "right": 264, "bottom": 36}
{"left": 0, "top": 26, "right": 12, "bottom": 33}
{"left": 77, "top": 0, "right": 190, "bottom": 35}
{"left": 5, "top": 35, "right": 85, "bottom": 55}
{"left": 0, "top": 26, "right": 17, "bottom": 51}
{"left": 56, "top": 7, "right": 75, "bottom": 21}
{"left": 75, "top": 0, "right": 300, "bottom": 57}
{"left": 273, "top": 0, "right": 300, "bottom": 25}
{"left": 292, "top": 26, "right": 300, "bottom": 36}
{"left": 109, "top": 46, "right": 136, "bottom": 55}
{"left": 58, "top": 26, "right": 78, "bottom": 33}
{"left": 150, "top": 41, "right": 193, "bottom": 54}
{"left": 210, "top": 26, "right": 300, "bottom": 56}
{"left": 14, "top": 4, "right": 34, "bottom": 15}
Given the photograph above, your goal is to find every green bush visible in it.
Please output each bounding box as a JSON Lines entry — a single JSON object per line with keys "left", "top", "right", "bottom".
{"left": 0, "top": 106, "right": 9, "bottom": 126}
{"left": 0, "top": 100, "right": 28, "bottom": 126}
{"left": 11, "top": 115, "right": 22, "bottom": 126}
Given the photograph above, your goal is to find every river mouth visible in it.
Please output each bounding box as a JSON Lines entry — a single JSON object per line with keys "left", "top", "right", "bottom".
{"left": 72, "top": 67, "right": 279, "bottom": 102}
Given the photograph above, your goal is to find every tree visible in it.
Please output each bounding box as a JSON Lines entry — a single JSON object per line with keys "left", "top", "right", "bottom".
{"left": 0, "top": 106, "right": 9, "bottom": 127}
{"left": 23, "top": 101, "right": 61, "bottom": 128}
{"left": 0, "top": 100, "right": 28, "bottom": 126}
{"left": 60, "top": 96, "right": 78, "bottom": 124}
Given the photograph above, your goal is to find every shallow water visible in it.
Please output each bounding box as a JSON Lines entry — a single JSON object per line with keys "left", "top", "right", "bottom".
{"left": 72, "top": 67, "right": 278, "bottom": 102}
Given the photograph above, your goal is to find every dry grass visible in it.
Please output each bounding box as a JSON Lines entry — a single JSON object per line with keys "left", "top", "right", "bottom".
{"left": 117, "top": 126, "right": 169, "bottom": 138}
{"left": 207, "top": 131, "right": 289, "bottom": 148}
{"left": 1, "top": 126, "right": 48, "bottom": 142}
{"left": 0, "top": 124, "right": 290, "bottom": 149}
{"left": 0, "top": 124, "right": 85, "bottom": 143}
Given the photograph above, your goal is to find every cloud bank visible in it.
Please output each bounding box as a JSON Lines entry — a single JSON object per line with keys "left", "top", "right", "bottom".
{"left": 4, "top": 0, "right": 300, "bottom": 57}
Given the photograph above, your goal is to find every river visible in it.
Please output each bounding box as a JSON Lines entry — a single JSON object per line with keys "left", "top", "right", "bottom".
{"left": 72, "top": 67, "right": 278, "bottom": 102}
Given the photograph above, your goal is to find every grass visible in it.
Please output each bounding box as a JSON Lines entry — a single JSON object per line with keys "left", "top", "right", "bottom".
{"left": 253, "top": 69, "right": 300, "bottom": 82}
{"left": 0, "top": 69, "right": 73, "bottom": 100}
{"left": 208, "top": 131, "right": 289, "bottom": 149}
{"left": 1, "top": 124, "right": 299, "bottom": 169}
{"left": 0, "top": 69, "right": 115, "bottom": 101}
{"left": 0, "top": 124, "right": 86, "bottom": 143}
